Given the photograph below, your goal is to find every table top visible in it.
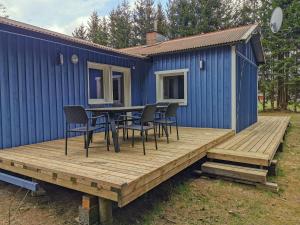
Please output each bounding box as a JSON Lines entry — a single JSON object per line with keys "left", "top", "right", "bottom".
{"left": 86, "top": 105, "right": 166, "bottom": 113}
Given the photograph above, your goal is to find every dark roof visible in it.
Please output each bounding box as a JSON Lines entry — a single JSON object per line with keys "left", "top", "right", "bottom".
{"left": 121, "top": 24, "right": 265, "bottom": 63}
{"left": 0, "top": 17, "right": 145, "bottom": 59}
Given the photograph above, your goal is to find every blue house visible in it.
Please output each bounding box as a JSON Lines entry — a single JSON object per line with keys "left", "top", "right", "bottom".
{"left": 0, "top": 17, "right": 264, "bottom": 149}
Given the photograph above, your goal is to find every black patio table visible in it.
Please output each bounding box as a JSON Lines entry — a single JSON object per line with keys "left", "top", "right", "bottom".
{"left": 86, "top": 105, "right": 167, "bottom": 152}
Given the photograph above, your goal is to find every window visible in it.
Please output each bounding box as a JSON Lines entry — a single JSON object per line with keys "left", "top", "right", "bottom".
{"left": 87, "top": 62, "right": 113, "bottom": 104}
{"left": 155, "top": 69, "right": 188, "bottom": 105}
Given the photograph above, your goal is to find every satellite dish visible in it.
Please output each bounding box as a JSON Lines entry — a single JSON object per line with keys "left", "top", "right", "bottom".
{"left": 270, "top": 7, "right": 283, "bottom": 33}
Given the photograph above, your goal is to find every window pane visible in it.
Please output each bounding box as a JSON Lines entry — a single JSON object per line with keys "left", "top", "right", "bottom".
{"left": 113, "top": 79, "right": 119, "bottom": 101}
{"left": 89, "top": 68, "right": 104, "bottom": 99}
{"left": 163, "top": 75, "right": 184, "bottom": 99}
{"left": 112, "top": 71, "right": 124, "bottom": 104}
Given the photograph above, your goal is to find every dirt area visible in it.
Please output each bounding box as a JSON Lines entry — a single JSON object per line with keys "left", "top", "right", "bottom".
{"left": 0, "top": 112, "right": 299, "bottom": 225}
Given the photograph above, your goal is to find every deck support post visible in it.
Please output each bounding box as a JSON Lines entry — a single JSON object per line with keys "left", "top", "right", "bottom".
{"left": 30, "top": 178, "right": 46, "bottom": 197}
{"left": 278, "top": 142, "right": 283, "bottom": 152}
{"left": 98, "top": 197, "right": 113, "bottom": 225}
{"left": 268, "top": 160, "right": 277, "bottom": 176}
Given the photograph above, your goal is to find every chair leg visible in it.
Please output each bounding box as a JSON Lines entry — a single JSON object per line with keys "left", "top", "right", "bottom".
{"left": 123, "top": 126, "right": 125, "bottom": 141}
{"left": 141, "top": 130, "right": 146, "bottom": 155}
{"left": 106, "top": 127, "right": 110, "bottom": 145}
{"left": 106, "top": 129, "right": 110, "bottom": 151}
{"left": 158, "top": 124, "right": 161, "bottom": 137}
{"left": 164, "top": 125, "right": 169, "bottom": 143}
{"left": 85, "top": 133, "right": 89, "bottom": 157}
{"left": 170, "top": 125, "right": 172, "bottom": 134}
{"left": 65, "top": 131, "right": 68, "bottom": 156}
{"left": 145, "top": 130, "right": 148, "bottom": 142}
{"left": 176, "top": 120, "right": 179, "bottom": 140}
{"left": 131, "top": 130, "right": 134, "bottom": 147}
{"left": 153, "top": 127, "right": 158, "bottom": 150}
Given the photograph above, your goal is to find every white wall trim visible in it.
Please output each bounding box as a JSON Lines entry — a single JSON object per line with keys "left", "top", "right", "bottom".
{"left": 87, "top": 62, "right": 131, "bottom": 106}
{"left": 155, "top": 68, "right": 189, "bottom": 106}
{"left": 155, "top": 68, "right": 189, "bottom": 76}
{"left": 231, "top": 46, "right": 237, "bottom": 132}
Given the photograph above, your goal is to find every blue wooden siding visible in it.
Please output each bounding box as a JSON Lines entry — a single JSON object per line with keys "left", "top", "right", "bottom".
{"left": 236, "top": 42, "right": 258, "bottom": 132}
{"left": 142, "top": 47, "right": 232, "bottom": 129}
{"left": 0, "top": 26, "right": 145, "bottom": 149}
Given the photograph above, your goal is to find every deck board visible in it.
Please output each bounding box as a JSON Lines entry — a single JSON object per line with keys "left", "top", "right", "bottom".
{"left": 0, "top": 127, "right": 233, "bottom": 207}
{"left": 207, "top": 116, "right": 290, "bottom": 166}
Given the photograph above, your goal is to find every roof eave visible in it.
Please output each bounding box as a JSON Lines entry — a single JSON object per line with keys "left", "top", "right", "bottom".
{"left": 0, "top": 17, "right": 146, "bottom": 60}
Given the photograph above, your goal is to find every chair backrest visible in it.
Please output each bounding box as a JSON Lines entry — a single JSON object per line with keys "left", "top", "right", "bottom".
{"left": 141, "top": 104, "right": 157, "bottom": 123}
{"left": 165, "top": 103, "right": 179, "bottom": 118}
{"left": 64, "top": 105, "right": 88, "bottom": 124}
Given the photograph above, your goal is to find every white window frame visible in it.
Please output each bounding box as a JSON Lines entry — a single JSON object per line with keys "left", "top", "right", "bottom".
{"left": 87, "top": 62, "right": 113, "bottom": 105}
{"left": 155, "top": 68, "right": 188, "bottom": 106}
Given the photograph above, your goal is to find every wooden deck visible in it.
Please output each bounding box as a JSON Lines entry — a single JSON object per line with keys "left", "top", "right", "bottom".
{"left": 207, "top": 116, "right": 290, "bottom": 167}
{"left": 0, "top": 127, "right": 233, "bottom": 207}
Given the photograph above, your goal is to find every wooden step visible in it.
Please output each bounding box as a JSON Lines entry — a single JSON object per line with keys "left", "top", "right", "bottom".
{"left": 207, "top": 148, "right": 270, "bottom": 166}
{"left": 201, "top": 162, "right": 268, "bottom": 183}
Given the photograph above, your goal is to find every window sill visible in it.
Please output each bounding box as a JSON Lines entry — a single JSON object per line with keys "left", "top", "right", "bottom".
{"left": 88, "top": 99, "right": 113, "bottom": 105}
{"left": 157, "top": 99, "right": 187, "bottom": 106}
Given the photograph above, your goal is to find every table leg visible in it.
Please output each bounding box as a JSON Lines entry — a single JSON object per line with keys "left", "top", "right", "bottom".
{"left": 109, "top": 112, "right": 120, "bottom": 153}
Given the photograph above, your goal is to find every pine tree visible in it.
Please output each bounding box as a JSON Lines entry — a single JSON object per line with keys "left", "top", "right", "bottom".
{"left": 132, "top": 0, "right": 155, "bottom": 45}
{"left": 156, "top": 2, "right": 168, "bottom": 36}
{"left": 72, "top": 24, "right": 87, "bottom": 40}
{"left": 167, "top": 0, "right": 231, "bottom": 38}
{"left": 167, "top": 0, "right": 198, "bottom": 38}
{"left": 87, "top": 11, "right": 101, "bottom": 43}
{"left": 109, "top": 0, "right": 133, "bottom": 48}
{"left": 258, "top": 0, "right": 300, "bottom": 111}
{"left": 86, "top": 11, "right": 109, "bottom": 45}
{"left": 233, "top": 0, "right": 261, "bottom": 26}
{"left": 99, "top": 17, "right": 109, "bottom": 46}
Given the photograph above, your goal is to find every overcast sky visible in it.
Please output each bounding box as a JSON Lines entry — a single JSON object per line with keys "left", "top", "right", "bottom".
{"left": 2, "top": 0, "right": 167, "bottom": 35}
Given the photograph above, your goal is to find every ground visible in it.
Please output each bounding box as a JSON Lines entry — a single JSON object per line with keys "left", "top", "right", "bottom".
{"left": 0, "top": 112, "right": 299, "bottom": 225}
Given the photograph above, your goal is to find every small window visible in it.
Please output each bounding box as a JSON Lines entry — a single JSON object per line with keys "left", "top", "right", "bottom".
{"left": 87, "top": 62, "right": 113, "bottom": 104}
{"left": 155, "top": 69, "right": 188, "bottom": 105}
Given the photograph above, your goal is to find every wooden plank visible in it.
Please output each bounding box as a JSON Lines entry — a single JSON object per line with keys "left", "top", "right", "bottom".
{"left": 201, "top": 162, "right": 267, "bottom": 183}
{"left": 207, "top": 148, "right": 269, "bottom": 166}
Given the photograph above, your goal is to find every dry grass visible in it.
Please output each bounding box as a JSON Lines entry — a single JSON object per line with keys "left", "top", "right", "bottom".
{"left": 0, "top": 112, "right": 299, "bottom": 225}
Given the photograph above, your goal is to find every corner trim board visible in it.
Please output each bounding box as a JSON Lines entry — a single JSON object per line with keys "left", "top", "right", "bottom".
{"left": 231, "top": 46, "right": 237, "bottom": 132}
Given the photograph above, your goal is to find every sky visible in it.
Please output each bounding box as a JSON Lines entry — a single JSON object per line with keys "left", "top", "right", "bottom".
{"left": 2, "top": 0, "right": 167, "bottom": 35}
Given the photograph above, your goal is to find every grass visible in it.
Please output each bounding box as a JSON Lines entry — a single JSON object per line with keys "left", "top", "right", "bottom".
{"left": 0, "top": 112, "right": 299, "bottom": 225}
{"left": 258, "top": 101, "right": 299, "bottom": 112}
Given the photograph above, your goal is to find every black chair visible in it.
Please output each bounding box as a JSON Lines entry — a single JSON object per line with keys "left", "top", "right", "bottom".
{"left": 156, "top": 103, "right": 180, "bottom": 143}
{"left": 119, "top": 104, "right": 158, "bottom": 155}
{"left": 64, "top": 105, "right": 109, "bottom": 157}
{"left": 88, "top": 104, "right": 110, "bottom": 142}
